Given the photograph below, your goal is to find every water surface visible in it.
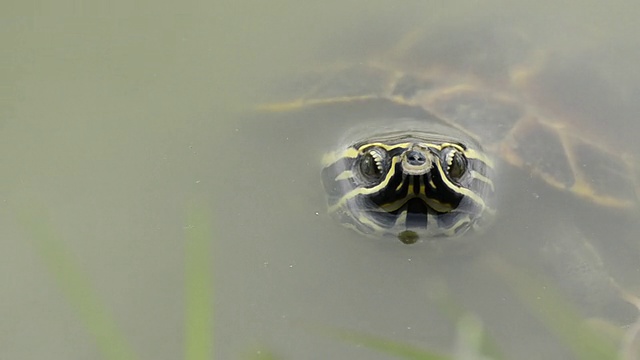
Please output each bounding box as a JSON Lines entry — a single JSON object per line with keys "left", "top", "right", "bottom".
{"left": 2, "top": 1, "right": 640, "bottom": 359}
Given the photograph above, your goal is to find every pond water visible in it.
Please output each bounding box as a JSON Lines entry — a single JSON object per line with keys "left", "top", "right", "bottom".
{"left": 2, "top": 1, "right": 640, "bottom": 359}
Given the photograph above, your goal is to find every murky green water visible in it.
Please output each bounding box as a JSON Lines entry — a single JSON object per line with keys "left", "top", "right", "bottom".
{"left": 2, "top": 1, "right": 640, "bottom": 359}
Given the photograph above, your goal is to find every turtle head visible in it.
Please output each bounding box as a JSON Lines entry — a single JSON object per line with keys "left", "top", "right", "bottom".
{"left": 321, "top": 127, "right": 495, "bottom": 243}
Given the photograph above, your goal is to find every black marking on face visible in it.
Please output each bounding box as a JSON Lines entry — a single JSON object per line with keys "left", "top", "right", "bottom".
{"left": 321, "top": 132, "right": 494, "bottom": 240}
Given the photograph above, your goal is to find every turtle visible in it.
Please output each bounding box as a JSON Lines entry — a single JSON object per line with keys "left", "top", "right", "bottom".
{"left": 252, "top": 23, "right": 640, "bottom": 337}
{"left": 261, "top": 28, "right": 638, "bottom": 244}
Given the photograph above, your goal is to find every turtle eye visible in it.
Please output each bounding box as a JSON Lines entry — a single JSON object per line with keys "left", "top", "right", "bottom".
{"left": 442, "top": 146, "right": 468, "bottom": 182}
{"left": 357, "top": 146, "right": 390, "bottom": 182}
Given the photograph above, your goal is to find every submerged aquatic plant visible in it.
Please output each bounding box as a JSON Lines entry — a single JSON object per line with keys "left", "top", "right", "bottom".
{"left": 20, "top": 206, "right": 638, "bottom": 359}
{"left": 20, "top": 205, "right": 216, "bottom": 360}
{"left": 19, "top": 209, "right": 140, "bottom": 360}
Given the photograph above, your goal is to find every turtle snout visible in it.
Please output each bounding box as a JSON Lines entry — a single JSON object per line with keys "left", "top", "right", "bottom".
{"left": 402, "top": 146, "right": 433, "bottom": 175}
{"left": 406, "top": 150, "right": 427, "bottom": 165}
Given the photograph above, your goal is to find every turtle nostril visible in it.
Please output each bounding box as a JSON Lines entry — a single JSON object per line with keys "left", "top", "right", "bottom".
{"left": 406, "top": 150, "right": 427, "bottom": 165}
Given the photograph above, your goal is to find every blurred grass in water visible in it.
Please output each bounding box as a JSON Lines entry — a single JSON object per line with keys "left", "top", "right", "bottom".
{"left": 485, "top": 255, "right": 622, "bottom": 360}
{"left": 19, "top": 209, "right": 140, "bottom": 360}
{"left": 19, "top": 206, "right": 634, "bottom": 359}
{"left": 316, "top": 315, "right": 498, "bottom": 360}
{"left": 19, "top": 205, "right": 216, "bottom": 360}
{"left": 184, "top": 205, "right": 215, "bottom": 360}
{"left": 322, "top": 256, "right": 634, "bottom": 360}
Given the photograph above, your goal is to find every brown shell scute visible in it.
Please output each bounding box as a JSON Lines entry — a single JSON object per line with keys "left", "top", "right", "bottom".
{"left": 501, "top": 118, "right": 637, "bottom": 209}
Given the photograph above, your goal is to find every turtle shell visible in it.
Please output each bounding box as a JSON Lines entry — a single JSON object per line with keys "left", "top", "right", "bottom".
{"left": 262, "top": 32, "right": 638, "bottom": 211}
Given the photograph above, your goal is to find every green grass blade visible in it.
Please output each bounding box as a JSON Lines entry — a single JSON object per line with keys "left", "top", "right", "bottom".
{"left": 19, "top": 210, "right": 139, "bottom": 360}
{"left": 452, "top": 314, "right": 497, "bottom": 360}
{"left": 324, "top": 327, "right": 452, "bottom": 360}
{"left": 486, "top": 255, "right": 620, "bottom": 360}
{"left": 184, "top": 206, "right": 215, "bottom": 360}
{"left": 431, "top": 284, "right": 504, "bottom": 360}
{"left": 242, "top": 347, "right": 282, "bottom": 360}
